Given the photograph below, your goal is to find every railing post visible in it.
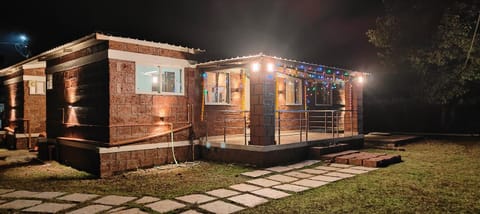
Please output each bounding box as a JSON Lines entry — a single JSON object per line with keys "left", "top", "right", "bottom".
{"left": 277, "top": 111, "right": 281, "bottom": 145}
{"left": 205, "top": 112, "right": 209, "bottom": 143}
{"left": 223, "top": 114, "right": 226, "bottom": 143}
{"left": 299, "top": 111, "right": 302, "bottom": 143}
{"left": 331, "top": 111, "right": 335, "bottom": 146}
{"left": 244, "top": 112, "right": 247, "bottom": 145}
{"left": 306, "top": 111, "right": 309, "bottom": 142}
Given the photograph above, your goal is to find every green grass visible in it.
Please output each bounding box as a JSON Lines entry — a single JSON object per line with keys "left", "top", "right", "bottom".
{"left": 1, "top": 137, "right": 479, "bottom": 213}
{"left": 240, "top": 137, "right": 480, "bottom": 213}
{"left": 0, "top": 161, "right": 250, "bottom": 199}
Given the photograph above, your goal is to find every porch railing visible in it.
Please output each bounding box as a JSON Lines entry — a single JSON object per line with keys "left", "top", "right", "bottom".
{"left": 276, "top": 109, "right": 358, "bottom": 145}
{"left": 205, "top": 109, "right": 357, "bottom": 146}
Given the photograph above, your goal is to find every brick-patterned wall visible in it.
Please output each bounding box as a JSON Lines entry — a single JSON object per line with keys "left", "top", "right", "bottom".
{"left": 23, "top": 68, "right": 46, "bottom": 134}
{"left": 3, "top": 77, "right": 24, "bottom": 131}
{"left": 204, "top": 72, "right": 245, "bottom": 136}
{"left": 109, "top": 41, "right": 195, "bottom": 61}
{"left": 277, "top": 76, "right": 304, "bottom": 131}
{"left": 108, "top": 59, "right": 200, "bottom": 145}
{"left": 99, "top": 145, "right": 198, "bottom": 177}
{"left": 46, "top": 59, "right": 110, "bottom": 143}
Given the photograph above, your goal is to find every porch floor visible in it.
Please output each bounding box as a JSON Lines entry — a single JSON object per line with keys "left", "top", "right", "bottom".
{"left": 206, "top": 130, "right": 359, "bottom": 145}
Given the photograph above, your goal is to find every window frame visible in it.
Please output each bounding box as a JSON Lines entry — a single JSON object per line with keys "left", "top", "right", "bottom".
{"left": 314, "top": 81, "right": 333, "bottom": 106}
{"left": 204, "top": 71, "right": 231, "bottom": 105}
{"left": 135, "top": 64, "right": 185, "bottom": 96}
{"left": 285, "top": 77, "right": 303, "bottom": 105}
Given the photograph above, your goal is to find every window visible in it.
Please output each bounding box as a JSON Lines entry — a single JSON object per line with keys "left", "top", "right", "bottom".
{"left": 47, "top": 74, "right": 53, "bottom": 90}
{"left": 29, "top": 80, "right": 46, "bottom": 95}
{"left": 204, "top": 72, "right": 230, "bottom": 104}
{"left": 286, "top": 77, "right": 302, "bottom": 105}
{"left": 135, "top": 64, "right": 183, "bottom": 95}
{"left": 315, "top": 82, "right": 332, "bottom": 105}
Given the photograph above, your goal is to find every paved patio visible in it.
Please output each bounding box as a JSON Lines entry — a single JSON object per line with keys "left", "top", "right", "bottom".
{"left": 207, "top": 130, "right": 359, "bottom": 145}
{"left": 0, "top": 160, "right": 378, "bottom": 213}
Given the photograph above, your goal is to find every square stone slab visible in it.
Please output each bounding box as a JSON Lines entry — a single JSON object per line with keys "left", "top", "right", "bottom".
{"left": 106, "top": 206, "right": 128, "bottom": 213}
{"left": 325, "top": 172, "right": 356, "bottom": 178}
{"left": 273, "top": 184, "right": 310, "bottom": 193}
{"left": 94, "top": 195, "right": 137, "bottom": 206}
{"left": 176, "top": 194, "right": 216, "bottom": 204}
{"left": 337, "top": 168, "right": 369, "bottom": 174}
{"left": 227, "top": 193, "right": 268, "bottom": 208}
{"left": 246, "top": 178, "right": 281, "bottom": 187}
{"left": 229, "top": 183, "right": 262, "bottom": 192}
{"left": 134, "top": 196, "right": 160, "bottom": 204}
{"left": 284, "top": 171, "right": 315, "bottom": 179}
{"left": 0, "top": 199, "right": 42, "bottom": 209}
{"left": 31, "top": 191, "right": 66, "bottom": 199}
{"left": 146, "top": 199, "right": 185, "bottom": 213}
{"left": 267, "top": 174, "right": 298, "bottom": 183}
{"left": 23, "top": 202, "right": 76, "bottom": 213}
{"left": 58, "top": 193, "right": 100, "bottom": 202}
{"left": 292, "top": 179, "right": 329, "bottom": 188}
{"left": 113, "top": 208, "right": 149, "bottom": 214}
{"left": 199, "top": 200, "right": 245, "bottom": 214}
{"left": 251, "top": 188, "right": 291, "bottom": 199}
{"left": 315, "top": 166, "right": 341, "bottom": 171}
{"left": 180, "top": 210, "right": 203, "bottom": 214}
{"left": 241, "top": 170, "right": 272, "bottom": 178}
{"left": 286, "top": 160, "right": 321, "bottom": 169}
{"left": 329, "top": 163, "right": 352, "bottom": 168}
{"left": 0, "top": 189, "right": 14, "bottom": 194}
{"left": 265, "top": 166, "right": 294, "bottom": 172}
{"left": 206, "top": 188, "right": 240, "bottom": 198}
{"left": 0, "top": 190, "right": 39, "bottom": 198}
{"left": 300, "top": 169, "right": 328, "bottom": 175}
{"left": 351, "top": 166, "right": 379, "bottom": 171}
{"left": 67, "top": 204, "right": 112, "bottom": 214}
{"left": 310, "top": 175, "right": 343, "bottom": 182}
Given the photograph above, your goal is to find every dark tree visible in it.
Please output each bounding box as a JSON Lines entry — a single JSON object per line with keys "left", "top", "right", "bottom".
{"left": 367, "top": 0, "right": 480, "bottom": 104}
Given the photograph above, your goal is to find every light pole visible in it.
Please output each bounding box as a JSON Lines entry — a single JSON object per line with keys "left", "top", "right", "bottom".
{"left": 0, "top": 34, "right": 31, "bottom": 58}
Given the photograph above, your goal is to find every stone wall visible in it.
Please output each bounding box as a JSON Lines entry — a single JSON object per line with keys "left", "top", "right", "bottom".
{"left": 46, "top": 41, "right": 110, "bottom": 143}
{"left": 204, "top": 72, "right": 245, "bottom": 136}
{"left": 23, "top": 68, "right": 46, "bottom": 134}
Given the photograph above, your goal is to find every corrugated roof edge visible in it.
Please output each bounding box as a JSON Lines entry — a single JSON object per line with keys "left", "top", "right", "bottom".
{"left": 1, "top": 32, "right": 205, "bottom": 76}
{"left": 195, "top": 53, "right": 359, "bottom": 73}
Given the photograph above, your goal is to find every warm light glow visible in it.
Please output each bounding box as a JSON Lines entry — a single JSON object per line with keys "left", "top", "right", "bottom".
{"left": 267, "top": 63, "right": 274, "bottom": 72}
{"left": 152, "top": 76, "right": 158, "bottom": 83}
{"left": 251, "top": 62, "right": 260, "bottom": 72}
{"left": 357, "top": 76, "right": 364, "bottom": 84}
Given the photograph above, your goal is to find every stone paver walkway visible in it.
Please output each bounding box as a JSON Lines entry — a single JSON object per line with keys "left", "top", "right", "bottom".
{"left": 0, "top": 160, "right": 378, "bottom": 213}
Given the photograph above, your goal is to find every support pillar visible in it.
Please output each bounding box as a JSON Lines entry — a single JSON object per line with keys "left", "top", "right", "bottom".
{"left": 249, "top": 60, "right": 276, "bottom": 145}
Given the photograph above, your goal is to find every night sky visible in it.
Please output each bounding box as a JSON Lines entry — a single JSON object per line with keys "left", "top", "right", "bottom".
{"left": 0, "top": 0, "right": 383, "bottom": 71}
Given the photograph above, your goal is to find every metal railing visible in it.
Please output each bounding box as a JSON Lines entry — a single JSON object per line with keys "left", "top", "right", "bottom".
{"left": 276, "top": 109, "right": 357, "bottom": 145}
{"left": 205, "top": 110, "right": 250, "bottom": 145}
{"left": 205, "top": 109, "right": 357, "bottom": 146}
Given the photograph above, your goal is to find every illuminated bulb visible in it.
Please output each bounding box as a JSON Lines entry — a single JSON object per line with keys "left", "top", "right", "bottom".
{"left": 252, "top": 63, "right": 260, "bottom": 72}
{"left": 152, "top": 76, "right": 158, "bottom": 83}
{"left": 267, "top": 63, "right": 274, "bottom": 72}
{"left": 358, "top": 76, "right": 364, "bottom": 84}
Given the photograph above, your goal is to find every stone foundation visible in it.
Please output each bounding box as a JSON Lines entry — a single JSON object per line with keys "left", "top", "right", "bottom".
{"left": 50, "top": 139, "right": 199, "bottom": 177}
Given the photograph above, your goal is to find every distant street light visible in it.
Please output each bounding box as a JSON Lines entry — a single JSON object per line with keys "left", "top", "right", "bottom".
{"left": 0, "top": 33, "right": 31, "bottom": 58}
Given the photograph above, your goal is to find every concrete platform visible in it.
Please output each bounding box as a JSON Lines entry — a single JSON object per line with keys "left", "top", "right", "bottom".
{"left": 365, "top": 134, "right": 422, "bottom": 147}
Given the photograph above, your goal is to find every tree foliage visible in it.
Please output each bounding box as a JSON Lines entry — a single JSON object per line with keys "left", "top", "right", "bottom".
{"left": 367, "top": 0, "right": 480, "bottom": 104}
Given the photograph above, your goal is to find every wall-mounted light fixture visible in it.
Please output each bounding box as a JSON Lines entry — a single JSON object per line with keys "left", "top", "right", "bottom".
{"left": 267, "top": 63, "right": 274, "bottom": 72}
{"left": 251, "top": 62, "right": 260, "bottom": 72}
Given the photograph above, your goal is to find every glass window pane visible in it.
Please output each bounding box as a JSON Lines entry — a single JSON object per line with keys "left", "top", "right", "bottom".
{"left": 136, "top": 65, "right": 159, "bottom": 93}
{"left": 161, "top": 67, "right": 183, "bottom": 94}
{"left": 204, "top": 71, "right": 230, "bottom": 104}
{"left": 286, "top": 78, "right": 302, "bottom": 105}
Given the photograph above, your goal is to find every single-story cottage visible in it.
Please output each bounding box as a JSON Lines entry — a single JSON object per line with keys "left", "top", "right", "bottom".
{"left": 1, "top": 33, "right": 366, "bottom": 177}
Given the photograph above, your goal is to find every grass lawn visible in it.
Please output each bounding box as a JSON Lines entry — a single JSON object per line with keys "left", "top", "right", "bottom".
{"left": 241, "top": 137, "right": 480, "bottom": 213}
{"left": 0, "top": 161, "right": 250, "bottom": 199}
{"left": 1, "top": 137, "right": 479, "bottom": 213}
